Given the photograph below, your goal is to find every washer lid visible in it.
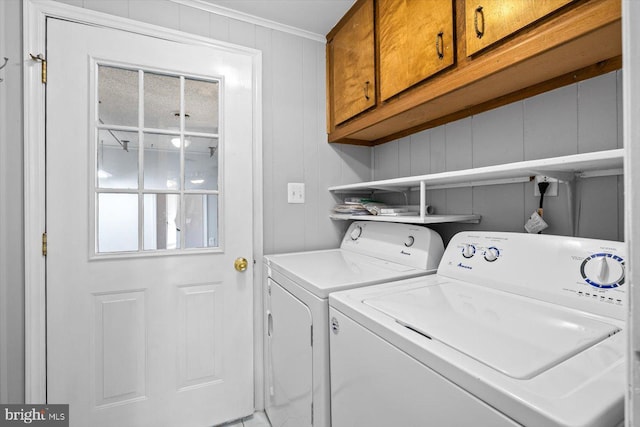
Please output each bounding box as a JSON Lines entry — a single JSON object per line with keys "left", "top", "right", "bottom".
{"left": 363, "top": 281, "right": 621, "bottom": 379}
{"left": 267, "top": 250, "right": 426, "bottom": 298}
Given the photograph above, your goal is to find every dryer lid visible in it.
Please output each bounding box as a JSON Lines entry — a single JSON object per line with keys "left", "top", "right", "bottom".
{"left": 364, "top": 281, "right": 621, "bottom": 379}
{"left": 267, "top": 250, "right": 428, "bottom": 298}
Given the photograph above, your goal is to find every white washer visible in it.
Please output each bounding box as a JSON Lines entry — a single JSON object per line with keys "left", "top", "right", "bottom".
{"left": 329, "top": 231, "right": 626, "bottom": 427}
{"left": 263, "top": 221, "right": 444, "bottom": 427}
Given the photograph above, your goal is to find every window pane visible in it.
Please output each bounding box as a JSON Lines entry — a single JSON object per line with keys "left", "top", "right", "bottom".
{"left": 185, "top": 194, "right": 218, "bottom": 249}
{"left": 143, "top": 194, "right": 181, "bottom": 250}
{"left": 97, "top": 193, "right": 138, "bottom": 253}
{"left": 144, "top": 73, "right": 180, "bottom": 130}
{"left": 98, "top": 66, "right": 138, "bottom": 127}
{"left": 97, "top": 130, "right": 139, "bottom": 189}
{"left": 185, "top": 136, "right": 218, "bottom": 191}
{"left": 144, "top": 133, "right": 180, "bottom": 190}
{"left": 185, "top": 79, "right": 219, "bottom": 134}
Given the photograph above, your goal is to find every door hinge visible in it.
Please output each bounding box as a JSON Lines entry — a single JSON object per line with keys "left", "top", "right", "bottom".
{"left": 310, "top": 324, "right": 313, "bottom": 347}
{"left": 30, "top": 53, "right": 47, "bottom": 84}
{"left": 311, "top": 402, "right": 314, "bottom": 425}
{"left": 42, "top": 232, "right": 47, "bottom": 257}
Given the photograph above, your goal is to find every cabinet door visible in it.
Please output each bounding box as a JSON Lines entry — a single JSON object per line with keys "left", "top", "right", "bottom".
{"left": 378, "top": 0, "right": 454, "bottom": 101}
{"left": 328, "top": 0, "right": 375, "bottom": 125}
{"left": 466, "top": 0, "right": 574, "bottom": 56}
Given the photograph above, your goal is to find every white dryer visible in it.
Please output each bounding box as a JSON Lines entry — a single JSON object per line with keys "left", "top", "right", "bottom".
{"left": 329, "top": 231, "right": 626, "bottom": 427}
{"left": 263, "top": 221, "right": 444, "bottom": 427}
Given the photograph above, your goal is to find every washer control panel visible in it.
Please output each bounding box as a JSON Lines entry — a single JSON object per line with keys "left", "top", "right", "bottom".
{"left": 459, "top": 243, "right": 500, "bottom": 262}
{"left": 438, "top": 232, "right": 626, "bottom": 319}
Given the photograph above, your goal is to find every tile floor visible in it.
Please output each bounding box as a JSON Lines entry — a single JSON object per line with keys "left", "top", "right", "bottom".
{"left": 219, "top": 411, "right": 271, "bottom": 427}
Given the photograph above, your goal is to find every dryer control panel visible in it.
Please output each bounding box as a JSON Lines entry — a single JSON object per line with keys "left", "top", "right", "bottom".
{"left": 340, "top": 222, "right": 444, "bottom": 271}
{"left": 437, "top": 232, "right": 626, "bottom": 320}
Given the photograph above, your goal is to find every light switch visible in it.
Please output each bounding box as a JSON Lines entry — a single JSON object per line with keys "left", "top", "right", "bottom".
{"left": 287, "top": 183, "right": 305, "bottom": 204}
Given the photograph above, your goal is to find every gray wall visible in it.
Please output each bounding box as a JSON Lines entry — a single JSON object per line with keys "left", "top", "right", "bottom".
{"left": 372, "top": 71, "right": 624, "bottom": 244}
{"left": 0, "top": 0, "right": 25, "bottom": 404}
{"left": 0, "top": 0, "right": 370, "bottom": 403}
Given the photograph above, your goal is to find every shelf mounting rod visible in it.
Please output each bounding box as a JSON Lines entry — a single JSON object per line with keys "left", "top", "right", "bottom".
{"left": 419, "top": 181, "right": 426, "bottom": 219}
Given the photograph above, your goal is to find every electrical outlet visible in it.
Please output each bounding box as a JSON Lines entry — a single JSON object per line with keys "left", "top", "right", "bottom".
{"left": 287, "top": 183, "right": 305, "bottom": 204}
{"left": 534, "top": 176, "right": 558, "bottom": 197}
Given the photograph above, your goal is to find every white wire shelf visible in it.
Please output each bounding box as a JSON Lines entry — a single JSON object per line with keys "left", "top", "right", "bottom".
{"left": 329, "top": 149, "right": 624, "bottom": 193}
{"left": 329, "top": 213, "right": 481, "bottom": 224}
{"left": 329, "top": 149, "right": 624, "bottom": 226}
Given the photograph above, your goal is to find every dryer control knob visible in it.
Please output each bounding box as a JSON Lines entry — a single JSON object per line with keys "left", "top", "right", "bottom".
{"left": 350, "top": 225, "right": 363, "bottom": 241}
{"left": 404, "top": 236, "right": 415, "bottom": 247}
{"left": 462, "top": 244, "right": 476, "bottom": 258}
{"left": 484, "top": 247, "right": 500, "bottom": 262}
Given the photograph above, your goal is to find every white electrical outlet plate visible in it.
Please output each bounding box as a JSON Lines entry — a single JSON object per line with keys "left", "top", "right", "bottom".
{"left": 287, "top": 183, "right": 305, "bottom": 204}
{"left": 534, "top": 176, "right": 558, "bottom": 197}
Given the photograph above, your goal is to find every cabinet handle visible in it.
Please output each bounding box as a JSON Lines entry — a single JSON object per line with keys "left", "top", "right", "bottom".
{"left": 474, "top": 6, "right": 485, "bottom": 39}
{"left": 436, "top": 32, "right": 444, "bottom": 60}
{"left": 364, "top": 81, "right": 370, "bottom": 101}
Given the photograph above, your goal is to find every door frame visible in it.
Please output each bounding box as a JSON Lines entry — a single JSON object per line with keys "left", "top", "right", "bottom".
{"left": 23, "top": 0, "right": 264, "bottom": 405}
{"left": 624, "top": 1, "right": 640, "bottom": 423}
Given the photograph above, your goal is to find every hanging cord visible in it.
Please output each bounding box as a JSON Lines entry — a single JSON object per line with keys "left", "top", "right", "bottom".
{"left": 537, "top": 181, "right": 550, "bottom": 234}
{"left": 0, "top": 57, "right": 8, "bottom": 83}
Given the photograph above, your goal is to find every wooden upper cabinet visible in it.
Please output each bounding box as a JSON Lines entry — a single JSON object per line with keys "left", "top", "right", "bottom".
{"left": 378, "top": 0, "right": 454, "bottom": 101}
{"left": 465, "top": 0, "right": 574, "bottom": 56}
{"left": 327, "top": 0, "right": 376, "bottom": 126}
{"left": 326, "top": 0, "right": 620, "bottom": 145}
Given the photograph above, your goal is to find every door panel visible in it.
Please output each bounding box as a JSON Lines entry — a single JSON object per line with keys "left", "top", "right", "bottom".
{"left": 93, "top": 291, "right": 147, "bottom": 407}
{"left": 46, "top": 18, "right": 255, "bottom": 427}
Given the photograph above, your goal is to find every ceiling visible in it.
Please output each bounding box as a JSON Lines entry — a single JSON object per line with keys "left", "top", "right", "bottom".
{"left": 198, "top": 0, "right": 356, "bottom": 36}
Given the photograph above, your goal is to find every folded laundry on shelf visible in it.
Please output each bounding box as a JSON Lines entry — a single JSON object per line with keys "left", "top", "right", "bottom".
{"left": 333, "top": 198, "right": 382, "bottom": 215}
{"left": 332, "top": 203, "right": 372, "bottom": 215}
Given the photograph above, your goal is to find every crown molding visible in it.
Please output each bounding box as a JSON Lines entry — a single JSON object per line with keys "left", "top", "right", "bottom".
{"left": 170, "top": 0, "right": 326, "bottom": 42}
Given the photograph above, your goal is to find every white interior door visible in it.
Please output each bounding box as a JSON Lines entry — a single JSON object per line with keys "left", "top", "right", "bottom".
{"left": 46, "top": 18, "right": 255, "bottom": 427}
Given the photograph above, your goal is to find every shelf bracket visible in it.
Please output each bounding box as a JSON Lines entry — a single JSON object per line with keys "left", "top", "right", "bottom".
{"left": 577, "top": 168, "right": 624, "bottom": 179}
{"left": 419, "top": 181, "right": 426, "bottom": 219}
{"left": 565, "top": 180, "right": 578, "bottom": 237}
{"left": 531, "top": 170, "right": 576, "bottom": 183}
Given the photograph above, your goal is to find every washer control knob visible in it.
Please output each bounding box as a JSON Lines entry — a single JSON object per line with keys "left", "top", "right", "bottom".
{"left": 484, "top": 246, "right": 500, "bottom": 262}
{"left": 581, "top": 254, "right": 625, "bottom": 289}
{"left": 404, "top": 236, "right": 415, "bottom": 247}
{"left": 350, "top": 225, "right": 363, "bottom": 241}
{"left": 462, "top": 244, "right": 476, "bottom": 258}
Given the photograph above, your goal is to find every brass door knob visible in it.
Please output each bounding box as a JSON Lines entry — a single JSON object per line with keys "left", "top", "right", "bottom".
{"left": 234, "top": 257, "right": 249, "bottom": 272}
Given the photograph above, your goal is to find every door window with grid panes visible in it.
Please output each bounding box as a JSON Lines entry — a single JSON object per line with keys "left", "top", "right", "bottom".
{"left": 95, "top": 65, "right": 221, "bottom": 254}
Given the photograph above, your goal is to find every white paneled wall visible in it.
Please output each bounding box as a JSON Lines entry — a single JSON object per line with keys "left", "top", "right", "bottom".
{"left": 373, "top": 71, "right": 624, "bottom": 244}
{"left": 52, "top": 0, "right": 371, "bottom": 254}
